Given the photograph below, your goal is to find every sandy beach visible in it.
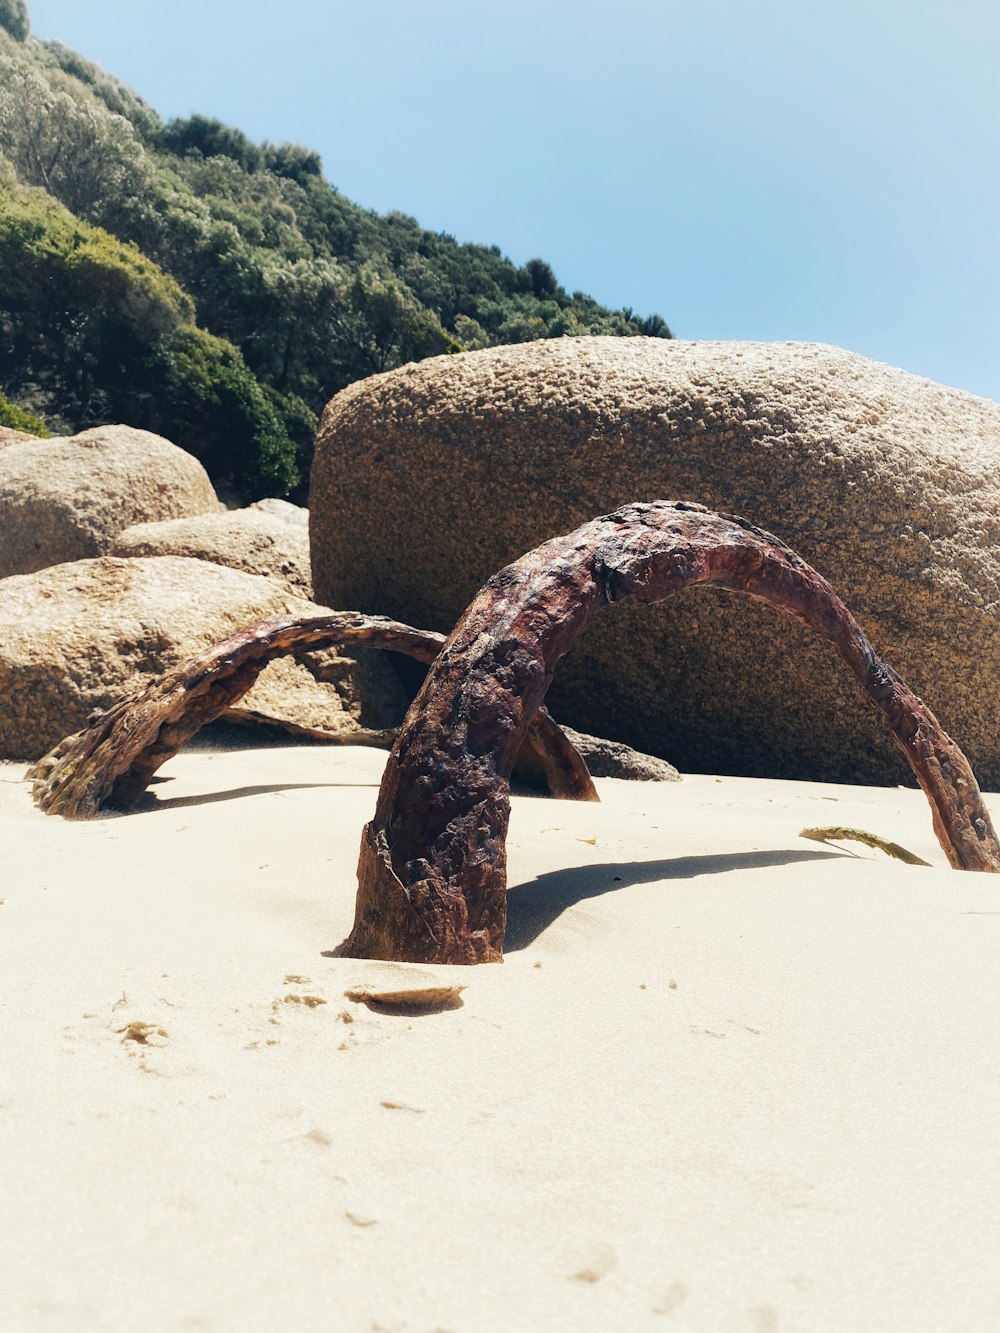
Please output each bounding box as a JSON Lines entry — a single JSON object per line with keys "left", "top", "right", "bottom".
{"left": 3, "top": 743, "right": 1000, "bottom": 1332}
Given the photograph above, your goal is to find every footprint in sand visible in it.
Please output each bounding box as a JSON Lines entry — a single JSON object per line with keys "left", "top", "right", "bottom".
{"left": 569, "top": 1242, "right": 617, "bottom": 1283}
{"left": 749, "top": 1305, "right": 779, "bottom": 1331}
{"left": 271, "top": 977, "right": 329, "bottom": 1023}
{"left": 116, "top": 1019, "right": 170, "bottom": 1048}
{"left": 653, "top": 1279, "right": 688, "bottom": 1315}
{"left": 288, "top": 1127, "right": 333, "bottom": 1151}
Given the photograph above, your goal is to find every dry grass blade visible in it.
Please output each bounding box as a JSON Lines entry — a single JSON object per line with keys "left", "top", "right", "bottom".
{"left": 799, "top": 826, "right": 932, "bottom": 866}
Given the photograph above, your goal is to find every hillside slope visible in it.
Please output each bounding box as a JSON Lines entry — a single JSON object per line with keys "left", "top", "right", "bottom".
{"left": 0, "top": 11, "right": 671, "bottom": 499}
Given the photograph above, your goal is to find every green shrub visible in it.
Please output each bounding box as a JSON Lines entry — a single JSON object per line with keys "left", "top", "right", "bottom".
{"left": 160, "top": 115, "right": 263, "bottom": 173}
{"left": 0, "top": 178, "right": 296, "bottom": 498}
{"left": 0, "top": 388, "right": 48, "bottom": 435}
{"left": 39, "top": 40, "right": 162, "bottom": 141}
{"left": 262, "top": 385, "right": 317, "bottom": 499}
{"left": 142, "top": 327, "right": 298, "bottom": 501}
{"left": 0, "top": 178, "right": 192, "bottom": 333}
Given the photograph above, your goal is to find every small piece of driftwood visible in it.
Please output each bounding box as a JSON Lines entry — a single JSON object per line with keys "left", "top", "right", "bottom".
{"left": 799, "top": 826, "right": 932, "bottom": 866}
{"left": 343, "top": 501, "right": 1000, "bottom": 966}
{"left": 28, "top": 612, "right": 597, "bottom": 819}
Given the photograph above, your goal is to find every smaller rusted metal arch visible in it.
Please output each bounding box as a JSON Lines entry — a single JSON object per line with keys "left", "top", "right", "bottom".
{"left": 343, "top": 501, "right": 1000, "bottom": 965}
{"left": 29, "top": 612, "right": 596, "bottom": 819}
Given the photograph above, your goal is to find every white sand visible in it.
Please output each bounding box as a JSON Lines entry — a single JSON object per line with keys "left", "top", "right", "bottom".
{"left": 3, "top": 746, "right": 1000, "bottom": 1332}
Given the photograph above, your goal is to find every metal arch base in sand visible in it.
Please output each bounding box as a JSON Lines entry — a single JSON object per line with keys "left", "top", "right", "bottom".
{"left": 343, "top": 500, "right": 1000, "bottom": 967}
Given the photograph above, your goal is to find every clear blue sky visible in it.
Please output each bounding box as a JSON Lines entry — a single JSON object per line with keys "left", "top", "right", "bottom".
{"left": 26, "top": 0, "right": 1000, "bottom": 402}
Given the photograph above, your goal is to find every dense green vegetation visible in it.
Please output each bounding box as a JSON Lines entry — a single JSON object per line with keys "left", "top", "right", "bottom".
{"left": 0, "top": 387, "right": 47, "bottom": 434}
{"left": 0, "top": 1, "right": 28, "bottom": 43}
{"left": 0, "top": 12, "right": 672, "bottom": 499}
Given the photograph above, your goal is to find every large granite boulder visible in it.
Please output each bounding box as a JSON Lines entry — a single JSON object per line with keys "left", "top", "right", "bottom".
{"left": 310, "top": 338, "right": 1000, "bottom": 787}
{"left": 0, "top": 556, "right": 408, "bottom": 759}
{"left": 113, "top": 509, "right": 312, "bottom": 597}
{"left": 0, "top": 425, "right": 220, "bottom": 577}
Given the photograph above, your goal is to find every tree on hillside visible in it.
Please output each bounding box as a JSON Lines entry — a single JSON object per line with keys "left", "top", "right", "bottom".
{"left": 40, "top": 40, "right": 162, "bottom": 141}
{"left": 0, "top": 0, "right": 28, "bottom": 42}
{"left": 0, "top": 41, "right": 152, "bottom": 232}
{"left": 161, "top": 115, "right": 264, "bottom": 172}
{"left": 263, "top": 141, "right": 322, "bottom": 185}
{"left": 524, "top": 257, "right": 559, "bottom": 299}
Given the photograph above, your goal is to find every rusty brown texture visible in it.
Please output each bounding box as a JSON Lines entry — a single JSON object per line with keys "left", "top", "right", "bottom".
{"left": 344, "top": 501, "right": 1000, "bottom": 966}
{"left": 29, "top": 612, "right": 597, "bottom": 819}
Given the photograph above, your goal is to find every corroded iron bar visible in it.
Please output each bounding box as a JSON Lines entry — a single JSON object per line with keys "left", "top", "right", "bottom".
{"left": 344, "top": 501, "right": 1000, "bottom": 965}
{"left": 29, "top": 612, "right": 596, "bottom": 819}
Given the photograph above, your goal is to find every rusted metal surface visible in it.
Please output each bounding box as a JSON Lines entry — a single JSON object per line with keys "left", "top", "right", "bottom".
{"left": 344, "top": 501, "right": 1000, "bottom": 965}
{"left": 28, "top": 612, "right": 596, "bottom": 818}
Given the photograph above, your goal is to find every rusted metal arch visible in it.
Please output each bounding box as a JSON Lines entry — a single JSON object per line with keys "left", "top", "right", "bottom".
{"left": 344, "top": 501, "right": 1000, "bottom": 966}
{"left": 29, "top": 612, "right": 597, "bottom": 819}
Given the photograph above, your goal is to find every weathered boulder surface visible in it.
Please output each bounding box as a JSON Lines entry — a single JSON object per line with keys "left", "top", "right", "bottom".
{"left": 0, "top": 426, "right": 38, "bottom": 447}
{"left": 560, "top": 728, "right": 680, "bottom": 782}
{"left": 0, "top": 425, "right": 220, "bottom": 577}
{"left": 0, "top": 556, "right": 408, "bottom": 759}
{"left": 249, "top": 498, "right": 309, "bottom": 527}
{"left": 311, "top": 338, "right": 1000, "bottom": 786}
{"left": 113, "top": 509, "right": 312, "bottom": 597}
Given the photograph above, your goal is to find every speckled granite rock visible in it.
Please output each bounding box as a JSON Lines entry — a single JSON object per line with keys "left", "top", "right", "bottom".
{"left": 310, "top": 338, "right": 1000, "bottom": 786}
{"left": 560, "top": 728, "right": 680, "bottom": 782}
{"left": 0, "top": 556, "right": 407, "bottom": 759}
{"left": 249, "top": 498, "right": 309, "bottom": 528}
{"left": 0, "top": 425, "right": 221, "bottom": 577}
{"left": 113, "top": 509, "right": 312, "bottom": 597}
{"left": 0, "top": 426, "right": 38, "bottom": 447}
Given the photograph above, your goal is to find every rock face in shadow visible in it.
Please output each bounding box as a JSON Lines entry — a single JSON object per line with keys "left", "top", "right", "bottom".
{"left": 0, "top": 556, "right": 408, "bottom": 759}
{"left": 113, "top": 509, "right": 312, "bottom": 598}
{"left": 0, "top": 425, "right": 220, "bottom": 577}
{"left": 310, "top": 338, "right": 1000, "bottom": 786}
{"left": 560, "top": 729, "right": 680, "bottom": 782}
